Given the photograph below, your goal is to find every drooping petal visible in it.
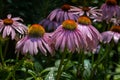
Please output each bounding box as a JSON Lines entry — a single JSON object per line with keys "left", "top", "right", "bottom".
{"left": 38, "top": 39, "right": 47, "bottom": 56}
{"left": 113, "top": 33, "right": 120, "bottom": 43}
{"left": 11, "top": 29, "right": 16, "bottom": 40}
{"left": 33, "top": 41, "right": 38, "bottom": 55}
{"left": 2, "top": 27, "right": 8, "bottom": 38}
{"left": 12, "top": 17, "right": 23, "bottom": 21}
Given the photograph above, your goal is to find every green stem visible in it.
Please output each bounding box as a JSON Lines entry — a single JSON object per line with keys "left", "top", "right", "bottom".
{"left": 90, "top": 53, "right": 95, "bottom": 79}
{"left": 5, "top": 59, "right": 23, "bottom": 80}
{"left": 63, "top": 53, "right": 72, "bottom": 70}
{"left": 77, "top": 50, "right": 85, "bottom": 80}
{"left": 56, "top": 51, "right": 67, "bottom": 80}
{"left": 90, "top": 44, "right": 111, "bottom": 79}
{"left": 24, "top": 68, "right": 28, "bottom": 80}
{"left": 3, "top": 40, "right": 9, "bottom": 58}
{"left": 0, "top": 44, "right": 6, "bottom": 67}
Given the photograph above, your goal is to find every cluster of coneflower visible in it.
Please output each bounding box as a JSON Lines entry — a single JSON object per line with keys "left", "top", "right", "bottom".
{"left": 0, "top": 0, "right": 120, "bottom": 79}
{"left": 0, "top": 0, "right": 120, "bottom": 56}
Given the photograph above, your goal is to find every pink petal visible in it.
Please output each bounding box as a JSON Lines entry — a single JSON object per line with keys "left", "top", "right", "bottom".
{"left": 38, "top": 39, "right": 47, "bottom": 56}
{"left": 12, "top": 17, "right": 23, "bottom": 21}
{"left": 33, "top": 41, "right": 38, "bottom": 55}
{"left": 7, "top": 14, "right": 12, "bottom": 19}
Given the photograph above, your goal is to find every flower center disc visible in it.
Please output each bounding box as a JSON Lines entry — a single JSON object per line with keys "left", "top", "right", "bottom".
{"left": 106, "top": 0, "right": 117, "bottom": 5}
{"left": 82, "top": 7, "right": 90, "bottom": 12}
{"left": 78, "top": 16, "right": 91, "bottom": 25}
{"left": 3, "top": 19, "right": 13, "bottom": 25}
{"left": 61, "top": 4, "right": 71, "bottom": 11}
{"left": 62, "top": 20, "right": 77, "bottom": 30}
{"left": 110, "top": 26, "right": 120, "bottom": 33}
{"left": 28, "top": 24, "right": 45, "bottom": 37}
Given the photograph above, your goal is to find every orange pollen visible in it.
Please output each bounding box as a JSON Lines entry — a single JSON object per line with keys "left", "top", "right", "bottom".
{"left": 28, "top": 24, "right": 45, "bottom": 37}
{"left": 106, "top": 0, "right": 117, "bottom": 5}
{"left": 82, "top": 7, "right": 90, "bottom": 12}
{"left": 110, "top": 26, "right": 120, "bottom": 33}
{"left": 61, "top": 4, "right": 71, "bottom": 11}
{"left": 78, "top": 16, "right": 91, "bottom": 25}
{"left": 62, "top": 20, "right": 77, "bottom": 30}
{"left": 3, "top": 18, "right": 13, "bottom": 25}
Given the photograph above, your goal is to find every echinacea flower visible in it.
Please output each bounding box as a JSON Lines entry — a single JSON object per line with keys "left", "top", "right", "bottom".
{"left": 102, "top": 25, "right": 120, "bottom": 43}
{"left": 51, "top": 19, "right": 86, "bottom": 53}
{"left": 100, "top": 0, "right": 120, "bottom": 21}
{"left": 77, "top": 16, "right": 102, "bottom": 52}
{"left": 0, "top": 14, "right": 27, "bottom": 40}
{"left": 69, "top": 6, "right": 102, "bottom": 20}
{"left": 16, "top": 24, "right": 53, "bottom": 56}
{"left": 40, "top": 19, "right": 60, "bottom": 32}
{"left": 39, "top": 4, "right": 79, "bottom": 32}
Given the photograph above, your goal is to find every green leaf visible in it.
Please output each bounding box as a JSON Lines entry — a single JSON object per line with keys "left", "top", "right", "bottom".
{"left": 40, "top": 67, "right": 57, "bottom": 75}
{"left": 34, "top": 61, "right": 43, "bottom": 73}
{"left": 45, "top": 70, "right": 55, "bottom": 80}
{"left": 26, "top": 77, "right": 34, "bottom": 80}
{"left": 83, "top": 59, "right": 91, "bottom": 79}
{"left": 55, "top": 60, "right": 60, "bottom": 68}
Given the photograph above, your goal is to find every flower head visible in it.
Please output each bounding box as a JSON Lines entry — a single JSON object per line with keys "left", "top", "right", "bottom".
{"left": 77, "top": 16, "right": 102, "bottom": 52}
{"left": 0, "top": 14, "right": 27, "bottom": 40}
{"left": 69, "top": 6, "right": 102, "bottom": 20}
{"left": 39, "top": 19, "right": 60, "bottom": 32}
{"left": 78, "top": 16, "right": 91, "bottom": 25}
{"left": 106, "top": 0, "right": 117, "bottom": 5}
{"left": 16, "top": 24, "right": 53, "bottom": 56}
{"left": 62, "top": 20, "right": 77, "bottom": 30}
{"left": 51, "top": 20, "right": 86, "bottom": 53}
{"left": 100, "top": 0, "right": 120, "bottom": 21}
{"left": 28, "top": 24, "right": 45, "bottom": 37}
{"left": 102, "top": 25, "right": 120, "bottom": 43}
{"left": 39, "top": 4, "right": 79, "bottom": 32}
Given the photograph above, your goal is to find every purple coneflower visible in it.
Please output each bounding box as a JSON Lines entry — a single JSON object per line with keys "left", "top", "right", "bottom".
{"left": 0, "top": 14, "right": 27, "bottom": 40}
{"left": 16, "top": 24, "right": 53, "bottom": 56}
{"left": 39, "top": 4, "right": 79, "bottom": 32}
{"left": 69, "top": 6, "right": 102, "bottom": 20}
{"left": 77, "top": 16, "right": 102, "bottom": 52}
{"left": 101, "top": 0, "right": 120, "bottom": 21}
{"left": 51, "top": 19, "right": 86, "bottom": 53}
{"left": 102, "top": 25, "right": 120, "bottom": 43}
{"left": 40, "top": 19, "right": 60, "bottom": 32}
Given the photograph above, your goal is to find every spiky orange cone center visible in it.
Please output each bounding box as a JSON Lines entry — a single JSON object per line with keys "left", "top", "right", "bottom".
{"left": 62, "top": 20, "right": 77, "bottom": 30}
{"left": 61, "top": 4, "right": 71, "bottom": 11}
{"left": 110, "top": 26, "right": 120, "bottom": 33}
{"left": 28, "top": 24, "right": 45, "bottom": 37}
{"left": 78, "top": 16, "right": 91, "bottom": 25}
{"left": 106, "top": 0, "right": 117, "bottom": 5}
{"left": 82, "top": 7, "right": 90, "bottom": 12}
{"left": 3, "top": 18, "right": 13, "bottom": 25}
